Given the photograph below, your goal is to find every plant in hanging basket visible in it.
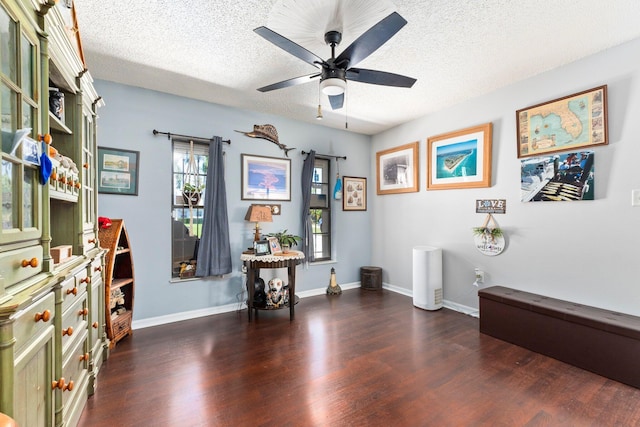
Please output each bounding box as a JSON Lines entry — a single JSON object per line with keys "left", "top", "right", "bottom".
{"left": 182, "top": 182, "right": 204, "bottom": 205}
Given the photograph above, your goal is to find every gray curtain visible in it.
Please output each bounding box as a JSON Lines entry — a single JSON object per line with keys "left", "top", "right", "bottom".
{"left": 301, "top": 150, "right": 316, "bottom": 262}
{"left": 196, "top": 137, "right": 232, "bottom": 276}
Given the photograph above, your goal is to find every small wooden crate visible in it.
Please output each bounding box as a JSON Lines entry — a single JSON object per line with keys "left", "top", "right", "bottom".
{"left": 51, "top": 245, "right": 73, "bottom": 264}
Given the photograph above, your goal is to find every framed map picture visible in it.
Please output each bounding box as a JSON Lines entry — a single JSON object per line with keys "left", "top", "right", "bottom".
{"left": 516, "top": 85, "right": 607, "bottom": 158}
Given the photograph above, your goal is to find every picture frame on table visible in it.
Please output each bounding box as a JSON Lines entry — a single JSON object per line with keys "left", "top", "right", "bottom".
{"left": 342, "top": 176, "right": 367, "bottom": 211}
{"left": 426, "top": 122, "right": 492, "bottom": 190}
{"left": 254, "top": 240, "right": 270, "bottom": 256}
{"left": 376, "top": 141, "right": 419, "bottom": 195}
{"left": 267, "top": 237, "right": 282, "bottom": 255}
{"left": 241, "top": 154, "right": 291, "bottom": 201}
{"left": 97, "top": 146, "right": 140, "bottom": 196}
{"left": 516, "top": 85, "right": 608, "bottom": 158}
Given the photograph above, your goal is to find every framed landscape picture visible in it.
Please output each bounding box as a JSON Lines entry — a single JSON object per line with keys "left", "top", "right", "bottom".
{"left": 516, "top": 85, "right": 608, "bottom": 158}
{"left": 376, "top": 141, "right": 419, "bottom": 195}
{"left": 342, "top": 176, "right": 367, "bottom": 211}
{"left": 427, "top": 123, "right": 492, "bottom": 190}
{"left": 97, "top": 147, "right": 139, "bottom": 195}
{"left": 241, "top": 154, "right": 291, "bottom": 201}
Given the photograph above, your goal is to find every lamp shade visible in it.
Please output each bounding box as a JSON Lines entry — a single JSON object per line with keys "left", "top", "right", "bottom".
{"left": 245, "top": 205, "right": 272, "bottom": 223}
{"left": 320, "top": 78, "right": 346, "bottom": 96}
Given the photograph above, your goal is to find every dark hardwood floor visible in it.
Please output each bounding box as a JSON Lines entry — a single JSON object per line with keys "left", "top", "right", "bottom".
{"left": 78, "top": 289, "right": 640, "bottom": 427}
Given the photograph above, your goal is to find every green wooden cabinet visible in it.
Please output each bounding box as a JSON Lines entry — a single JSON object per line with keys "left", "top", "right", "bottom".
{"left": 0, "top": 1, "right": 106, "bottom": 425}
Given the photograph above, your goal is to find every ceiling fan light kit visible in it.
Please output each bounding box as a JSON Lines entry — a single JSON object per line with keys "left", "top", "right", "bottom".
{"left": 320, "top": 77, "right": 346, "bottom": 95}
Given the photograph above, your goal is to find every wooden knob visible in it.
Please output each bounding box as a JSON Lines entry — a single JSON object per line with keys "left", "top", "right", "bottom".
{"left": 51, "top": 171, "right": 57, "bottom": 181}
{"left": 75, "top": 182, "right": 81, "bottom": 189}
{"left": 64, "top": 380, "right": 74, "bottom": 392}
{"left": 52, "top": 378, "right": 65, "bottom": 390}
{"left": 83, "top": 163, "right": 89, "bottom": 169}
{"left": 66, "top": 287, "right": 78, "bottom": 296}
{"left": 92, "top": 321, "right": 99, "bottom": 329}
{"left": 22, "top": 258, "right": 38, "bottom": 268}
{"left": 94, "top": 266, "right": 102, "bottom": 272}
{"left": 80, "top": 276, "right": 91, "bottom": 284}
{"left": 34, "top": 309, "right": 51, "bottom": 323}
{"left": 62, "top": 326, "right": 74, "bottom": 336}
{"left": 88, "top": 238, "right": 96, "bottom": 244}
{"left": 79, "top": 353, "right": 89, "bottom": 362}
{"left": 78, "top": 308, "right": 88, "bottom": 317}
{"left": 59, "top": 176, "right": 66, "bottom": 184}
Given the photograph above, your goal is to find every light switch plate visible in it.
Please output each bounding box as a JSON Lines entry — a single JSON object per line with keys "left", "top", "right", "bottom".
{"left": 632, "top": 189, "right": 640, "bottom": 207}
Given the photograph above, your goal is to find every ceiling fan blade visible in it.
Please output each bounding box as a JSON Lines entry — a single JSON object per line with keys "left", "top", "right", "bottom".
{"left": 328, "top": 93, "right": 344, "bottom": 110}
{"left": 257, "top": 73, "right": 320, "bottom": 92}
{"left": 254, "top": 26, "right": 324, "bottom": 68}
{"left": 346, "top": 68, "right": 416, "bottom": 88}
{"left": 335, "top": 12, "right": 407, "bottom": 69}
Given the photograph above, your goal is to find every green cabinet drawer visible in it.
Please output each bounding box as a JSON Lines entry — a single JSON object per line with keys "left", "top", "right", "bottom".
{"left": 60, "top": 270, "right": 88, "bottom": 314}
{"left": 12, "top": 291, "right": 55, "bottom": 354}
{"left": 0, "top": 245, "right": 43, "bottom": 290}
{"left": 61, "top": 294, "right": 88, "bottom": 355}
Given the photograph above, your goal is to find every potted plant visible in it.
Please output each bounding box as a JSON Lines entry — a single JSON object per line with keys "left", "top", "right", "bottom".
{"left": 182, "top": 182, "right": 203, "bottom": 205}
{"left": 265, "top": 229, "right": 302, "bottom": 253}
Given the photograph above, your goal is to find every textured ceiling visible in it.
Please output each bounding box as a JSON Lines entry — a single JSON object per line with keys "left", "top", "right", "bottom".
{"left": 74, "top": 0, "right": 640, "bottom": 135}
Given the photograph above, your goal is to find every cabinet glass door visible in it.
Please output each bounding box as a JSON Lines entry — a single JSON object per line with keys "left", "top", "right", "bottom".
{"left": 0, "top": 4, "right": 41, "bottom": 245}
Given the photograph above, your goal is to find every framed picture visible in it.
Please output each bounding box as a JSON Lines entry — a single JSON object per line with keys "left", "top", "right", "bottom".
{"left": 376, "top": 141, "right": 419, "bottom": 195}
{"left": 254, "top": 240, "right": 270, "bottom": 256}
{"left": 343, "top": 176, "right": 367, "bottom": 211}
{"left": 267, "top": 237, "right": 282, "bottom": 255}
{"left": 97, "top": 147, "right": 139, "bottom": 195}
{"left": 241, "top": 154, "right": 291, "bottom": 201}
{"left": 516, "top": 85, "right": 608, "bottom": 158}
{"left": 427, "top": 123, "right": 492, "bottom": 190}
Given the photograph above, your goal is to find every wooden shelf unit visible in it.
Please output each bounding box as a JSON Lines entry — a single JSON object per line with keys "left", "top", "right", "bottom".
{"left": 99, "top": 219, "right": 135, "bottom": 348}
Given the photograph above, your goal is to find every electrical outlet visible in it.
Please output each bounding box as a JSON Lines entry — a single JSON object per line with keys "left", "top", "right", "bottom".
{"left": 632, "top": 189, "right": 640, "bottom": 207}
{"left": 474, "top": 268, "right": 485, "bottom": 284}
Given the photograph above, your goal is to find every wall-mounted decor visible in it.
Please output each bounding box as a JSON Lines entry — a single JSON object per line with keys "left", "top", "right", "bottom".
{"left": 476, "top": 199, "right": 506, "bottom": 214}
{"left": 473, "top": 214, "right": 505, "bottom": 256}
{"left": 97, "top": 147, "right": 139, "bottom": 196}
{"left": 516, "top": 85, "right": 607, "bottom": 158}
{"left": 521, "top": 151, "right": 594, "bottom": 202}
{"left": 241, "top": 154, "right": 291, "bottom": 201}
{"left": 427, "top": 123, "right": 492, "bottom": 190}
{"left": 376, "top": 141, "right": 419, "bottom": 195}
{"left": 342, "top": 176, "right": 367, "bottom": 211}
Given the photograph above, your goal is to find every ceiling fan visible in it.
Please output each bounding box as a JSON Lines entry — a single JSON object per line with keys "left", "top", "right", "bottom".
{"left": 254, "top": 11, "right": 416, "bottom": 110}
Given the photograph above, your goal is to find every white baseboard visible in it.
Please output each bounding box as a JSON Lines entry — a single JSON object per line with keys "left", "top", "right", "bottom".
{"left": 131, "top": 281, "right": 479, "bottom": 330}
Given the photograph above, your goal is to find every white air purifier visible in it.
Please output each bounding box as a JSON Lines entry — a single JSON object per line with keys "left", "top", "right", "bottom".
{"left": 412, "top": 246, "right": 443, "bottom": 310}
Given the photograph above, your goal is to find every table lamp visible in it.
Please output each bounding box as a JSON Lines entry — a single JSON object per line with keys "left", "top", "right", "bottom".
{"left": 245, "top": 205, "right": 272, "bottom": 241}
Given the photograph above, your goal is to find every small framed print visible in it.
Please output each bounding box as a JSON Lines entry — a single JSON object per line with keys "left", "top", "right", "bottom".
{"left": 254, "top": 240, "right": 270, "bottom": 256}
{"left": 98, "top": 146, "right": 140, "bottom": 196}
{"left": 342, "top": 176, "right": 367, "bottom": 211}
{"left": 267, "top": 237, "right": 282, "bottom": 255}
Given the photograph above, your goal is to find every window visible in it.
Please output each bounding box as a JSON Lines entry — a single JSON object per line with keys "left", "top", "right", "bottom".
{"left": 310, "top": 157, "right": 331, "bottom": 261}
{"left": 171, "top": 140, "right": 208, "bottom": 279}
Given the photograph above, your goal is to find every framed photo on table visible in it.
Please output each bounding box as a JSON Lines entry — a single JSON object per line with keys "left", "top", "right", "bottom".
{"left": 267, "top": 237, "right": 282, "bottom": 255}
{"left": 97, "top": 147, "right": 140, "bottom": 195}
{"left": 342, "top": 176, "right": 367, "bottom": 211}
{"left": 376, "top": 141, "right": 419, "bottom": 195}
{"left": 516, "top": 85, "right": 608, "bottom": 158}
{"left": 427, "top": 123, "right": 492, "bottom": 190}
{"left": 241, "top": 154, "right": 291, "bottom": 201}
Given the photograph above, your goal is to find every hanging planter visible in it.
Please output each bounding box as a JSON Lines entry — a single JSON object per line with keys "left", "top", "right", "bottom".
{"left": 182, "top": 183, "right": 202, "bottom": 205}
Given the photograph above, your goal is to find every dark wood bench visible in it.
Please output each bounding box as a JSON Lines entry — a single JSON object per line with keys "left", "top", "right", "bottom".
{"left": 478, "top": 285, "right": 640, "bottom": 389}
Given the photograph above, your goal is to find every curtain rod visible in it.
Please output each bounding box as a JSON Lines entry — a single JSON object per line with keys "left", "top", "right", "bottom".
{"left": 153, "top": 129, "right": 231, "bottom": 144}
{"left": 301, "top": 150, "right": 346, "bottom": 160}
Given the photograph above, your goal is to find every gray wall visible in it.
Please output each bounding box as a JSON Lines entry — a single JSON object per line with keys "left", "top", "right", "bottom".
{"left": 95, "top": 80, "right": 372, "bottom": 322}
{"left": 371, "top": 37, "right": 640, "bottom": 316}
